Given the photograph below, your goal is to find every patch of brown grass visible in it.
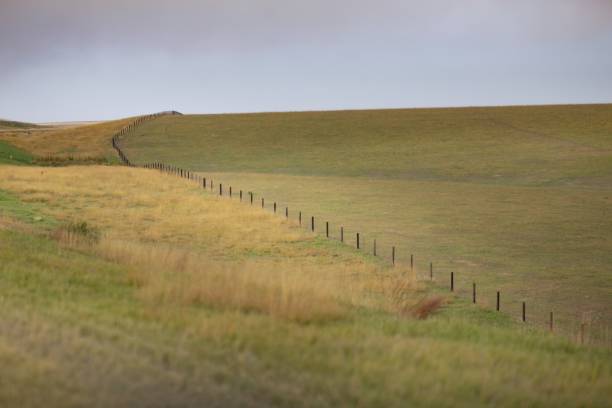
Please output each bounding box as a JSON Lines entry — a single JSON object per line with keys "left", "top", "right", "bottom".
{"left": 411, "top": 296, "right": 445, "bottom": 320}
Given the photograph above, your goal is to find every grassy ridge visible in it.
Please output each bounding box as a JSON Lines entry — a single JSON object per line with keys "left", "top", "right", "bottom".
{"left": 121, "top": 105, "right": 612, "bottom": 337}
{"left": 0, "top": 165, "right": 610, "bottom": 406}
{"left": 0, "top": 119, "right": 40, "bottom": 130}
{"left": 0, "top": 117, "right": 135, "bottom": 162}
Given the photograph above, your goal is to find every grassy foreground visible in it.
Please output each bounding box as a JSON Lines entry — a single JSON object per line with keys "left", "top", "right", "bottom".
{"left": 0, "top": 165, "right": 611, "bottom": 406}
{"left": 121, "top": 104, "right": 612, "bottom": 338}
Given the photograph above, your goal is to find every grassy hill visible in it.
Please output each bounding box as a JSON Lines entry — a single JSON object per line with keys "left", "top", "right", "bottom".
{"left": 120, "top": 104, "right": 612, "bottom": 339}
{"left": 0, "top": 117, "right": 136, "bottom": 162}
{"left": 0, "top": 164, "right": 610, "bottom": 406}
{"left": 0, "top": 119, "right": 41, "bottom": 131}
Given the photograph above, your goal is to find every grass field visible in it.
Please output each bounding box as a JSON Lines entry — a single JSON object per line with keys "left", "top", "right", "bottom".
{"left": 1, "top": 164, "right": 610, "bottom": 406}
{"left": 120, "top": 104, "right": 612, "bottom": 338}
{"left": 0, "top": 117, "right": 135, "bottom": 162}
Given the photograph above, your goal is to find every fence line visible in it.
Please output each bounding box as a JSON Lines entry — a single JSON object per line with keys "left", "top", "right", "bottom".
{"left": 112, "top": 112, "right": 610, "bottom": 349}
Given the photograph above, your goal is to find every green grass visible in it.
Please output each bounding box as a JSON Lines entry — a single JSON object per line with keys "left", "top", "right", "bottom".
{"left": 122, "top": 104, "right": 612, "bottom": 336}
{"left": 0, "top": 140, "right": 33, "bottom": 165}
{"left": 1, "top": 222, "right": 611, "bottom": 407}
{"left": 0, "top": 189, "right": 56, "bottom": 228}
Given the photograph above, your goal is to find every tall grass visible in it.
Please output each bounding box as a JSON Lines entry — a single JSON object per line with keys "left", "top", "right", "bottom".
{"left": 52, "top": 230, "right": 417, "bottom": 323}
{"left": 4, "top": 164, "right": 419, "bottom": 323}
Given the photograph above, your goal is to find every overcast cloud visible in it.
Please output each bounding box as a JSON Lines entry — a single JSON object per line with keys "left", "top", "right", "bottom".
{"left": 1, "top": 0, "right": 611, "bottom": 122}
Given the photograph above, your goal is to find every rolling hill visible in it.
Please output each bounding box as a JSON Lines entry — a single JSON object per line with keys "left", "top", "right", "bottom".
{"left": 119, "top": 104, "right": 612, "bottom": 338}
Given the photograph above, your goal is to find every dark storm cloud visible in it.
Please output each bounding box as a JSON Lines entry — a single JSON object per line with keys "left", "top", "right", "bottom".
{"left": 1, "top": 0, "right": 611, "bottom": 121}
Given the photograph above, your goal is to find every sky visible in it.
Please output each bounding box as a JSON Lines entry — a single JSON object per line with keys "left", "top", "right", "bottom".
{"left": 1, "top": 0, "right": 611, "bottom": 122}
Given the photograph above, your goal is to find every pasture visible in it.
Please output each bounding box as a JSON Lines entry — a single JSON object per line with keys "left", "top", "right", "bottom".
{"left": 121, "top": 104, "right": 612, "bottom": 337}
{"left": 0, "top": 164, "right": 610, "bottom": 406}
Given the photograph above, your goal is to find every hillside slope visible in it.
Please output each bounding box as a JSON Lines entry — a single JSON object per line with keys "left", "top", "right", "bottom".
{"left": 120, "top": 104, "right": 612, "bottom": 338}
{"left": 0, "top": 117, "right": 137, "bottom": 161}
{"left": 0, "top": 164, "right": 610, "bottom": 406}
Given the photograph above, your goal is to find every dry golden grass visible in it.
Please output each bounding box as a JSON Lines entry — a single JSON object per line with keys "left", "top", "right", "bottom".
{"left": 0, "top": 117, "right": 135, "bottom": 159}
{"left": 1, "top": 165, "right": 417, "bottom": 322}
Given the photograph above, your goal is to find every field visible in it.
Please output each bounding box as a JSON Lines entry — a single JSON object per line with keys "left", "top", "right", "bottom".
{"left": 0, "top": 164, "right": 611, "bottom": 406}
{"left": 120, "top": 104, "right": 612, "bottom": 338}
{"left": 0, "top": 117, "right": 135, "bottom": 162}
{"left": 1, "top": 106, "right": 611, "bottom": 405}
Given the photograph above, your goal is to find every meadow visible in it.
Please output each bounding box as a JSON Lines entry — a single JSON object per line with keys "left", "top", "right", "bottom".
{"left": 1, "top": 164, "right": 611, "bottom": 406}
{"left": 0, "top": 117, "right": 135, "bottom": 162}
{"left": 120, "top": 104, "right": 612, "bottom": 338}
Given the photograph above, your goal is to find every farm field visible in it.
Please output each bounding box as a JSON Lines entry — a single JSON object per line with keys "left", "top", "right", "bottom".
{"left": 0, "top": 164, "right": 611, "bottom": 406}
{"left": 121, "top": 104, "right": 612, "bottom": 337}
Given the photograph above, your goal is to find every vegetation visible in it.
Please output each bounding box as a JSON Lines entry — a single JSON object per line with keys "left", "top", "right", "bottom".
{"left": 0, "top": 140, "right": 33, "bottom": 165}
{"left": 120, "top": 104, "right": 612, "bottom": 338}
{"left": 0, "top": 117, "right": 135, "bottom": 162}
{"left": 0, "top": 118, "right": 41, "bottom": 131}
{"left": 0, "top": 164, "right": 610, "bottom": 406}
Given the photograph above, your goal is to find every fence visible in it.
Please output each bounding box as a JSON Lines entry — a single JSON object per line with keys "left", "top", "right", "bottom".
{"left": 112, "top": 112, "right": 611, "bottom": 348}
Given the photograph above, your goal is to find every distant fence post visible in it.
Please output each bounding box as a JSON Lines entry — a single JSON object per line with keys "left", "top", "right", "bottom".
{"left": 285, "top": 207, "right": 288, "bottom": 218}
{"left": 472, "top": 282, "right": 476, "bottom": 304}
{"left": 274, "top": 202, "right": 277, "bottom": 213}
{"left": 522, "top": 302, "right": 526, "bottom": 322}
{"left": 392, "top": 246, "right": 395, "bottom": 265}
{"left": 356, "top": 233, "right": 360, "bottom": 249}
{"left": 299, "top": 211, "right": 302, "bottom": 226}
{"left": 550, "top": 312, "right": 554, "bottom": 332}
{"left": 261, "top": 198, "right": 264, "bottom": 208}
{"left": 496, "top": 291, "right": 500, "bottom": 311}
{"left": 450, "top": 272, "right": 454, "bottom": 291}
{"left": 326, "top": 222, "right": 329, "bottom": 238}
{"left": 373, "top": 239, "right": 376, "bottom": 256}
{"left": 340, "top": 226, "right": 344, "bottom": 242}
{"left": 311, "top": 216, "right": 315, "bottom": 232}
{"left": 430, "top": 262, "right": 433, "bottom": 280}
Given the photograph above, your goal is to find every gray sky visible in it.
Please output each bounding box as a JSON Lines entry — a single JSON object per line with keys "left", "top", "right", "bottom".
{"left": 1, "top": 0, "right": 611, "bottom": 122}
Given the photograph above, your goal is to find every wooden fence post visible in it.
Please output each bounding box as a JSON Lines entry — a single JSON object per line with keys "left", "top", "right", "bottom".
{"left": 340, "top": 227, "right": 344, "bottom": 242}
{"left": 274, "top": 202, "right": 277, "bottom": 213}
{"left": 430, "top": 262, "right": 433, "bottom": 280}
{"left": 392, "top": 246, "right": 395, "bottom": 265}
{"left": 550, "top": 312, "right": 554, "bottom": 332}
{"left": 356, "top": 233, "right": 360, "bottom": 249}
{"left": 496, "top": 291, "right": 500, "bottom": 311}
{"left": 326, "top": 222, "right": 329, "bottom": 238}
{"left": 472, "top": 282, "right": 476, "bottom": 304}
{"left": 285, "top": 207, "right": 288, "bottom": 218}
{"left": 311, "top": 216, "right": 315, "bottom": 232}
{"left": 450, "top": 272, "right": 454, "bottom": 292}
{"left": 522, "top": 302, "right": 526, "bottom": 322}
{"left": 373, "top": 239, "right": 376, "bottom": 256}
